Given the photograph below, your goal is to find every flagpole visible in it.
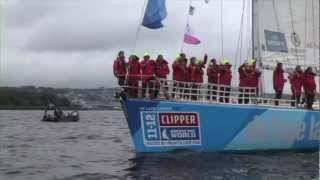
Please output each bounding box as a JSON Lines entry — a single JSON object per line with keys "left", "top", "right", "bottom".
{"left": 180, "top": 0, "right": 192, "bottom": 53}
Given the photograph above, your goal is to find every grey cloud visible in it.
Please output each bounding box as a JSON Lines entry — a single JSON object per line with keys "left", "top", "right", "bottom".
{"left": 5, "top": 0, "right": 306, "bottom": 90}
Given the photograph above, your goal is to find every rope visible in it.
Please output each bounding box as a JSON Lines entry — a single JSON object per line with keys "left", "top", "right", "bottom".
{"left": 303, "top": 0, "right": 308, "bottom": 67}
{"left": 125, "top": 0, "right": 148, "bottom": 85}
{"left": 272, "top": 0, "right": 290, "bottom": 66}
{"left": 180, "top": 0, "right": 192, "bottom": 53}
{"left": 247, "top": 0, "right": 252, "bottom": 59}
{"left": 232, "top": 0, "right": 246, "bottom": 86}
{"left": 289, "top": 0, "right": 300, "bottom": 65}
{"left": 311, "top": 0, "right": 316, "bottom": 66}
{"left": 132, "top": 0, "right": 148, "bottom": 54}
{"left": 220, "top": 0, "right": 224, "bottom": 58}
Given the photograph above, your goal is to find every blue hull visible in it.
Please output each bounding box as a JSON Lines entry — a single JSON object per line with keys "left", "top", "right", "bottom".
{"left": 121, "top": 99, "right": 320, "bottom": 152}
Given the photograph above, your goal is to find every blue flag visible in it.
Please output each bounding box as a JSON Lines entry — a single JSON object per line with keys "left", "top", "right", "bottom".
{"left": 142, "top": 0, "right": 167, "bottom": 29}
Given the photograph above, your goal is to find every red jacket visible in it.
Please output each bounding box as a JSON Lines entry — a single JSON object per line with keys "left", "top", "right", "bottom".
{"left": 186, "top": 64, "right": 195, "bottom": 82}
{"left": 191, "top": 65, "right": 204, "bottom": 83}
{"left": 172, "top": 60, "right": 186, "bottom": 81}
{"left": 219, "top": 65, "right": 232, "bottom": 86}
{"left": 113, "top": 58, "right": 127, "bottom": 78}
{"left": 247, "top": 70, "right": 261, "bottom": 88}
{"left": 303, "top": 73, "right": 316, "bottom": 95}
{"left": 128, "top": 60, "right": 141, "bottom": 81}
{"left": 140, "top": 59, "right": 156, "bottom": 81}
{"left": 207, "top": 65, "right": 220, "bottom": 84}
{"left": 289, "top": 71, "right": 303, "bottom": 95}
{"left": 155, "top": 60, "right": 170, "bottom": 79}
{"left": 238, "top": 65, "right": 247, "bottom": 87}
{"left": 273, "top": 67, "right": 285, "bottom": 91}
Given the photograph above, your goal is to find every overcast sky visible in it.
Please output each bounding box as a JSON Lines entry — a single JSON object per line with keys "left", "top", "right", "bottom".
{"left": 0, "top": 0, "right": 254, "bottom": 88}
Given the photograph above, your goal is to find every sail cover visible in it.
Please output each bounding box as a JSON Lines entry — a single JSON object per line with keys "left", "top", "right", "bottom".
{"left": 142, "top": 0, "right": 167, "bottom": 29}
{"left": 253, "top": 0, "right": 319, "bottom": 71}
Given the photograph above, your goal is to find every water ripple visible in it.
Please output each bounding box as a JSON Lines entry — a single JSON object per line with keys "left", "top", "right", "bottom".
{"left": 0, "top": 110, "right": 318, "bottom": 180}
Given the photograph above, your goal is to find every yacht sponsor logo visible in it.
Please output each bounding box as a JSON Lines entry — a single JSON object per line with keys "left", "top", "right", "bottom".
{"left": 141, "top": 111, "right": 201, "bottom": 146}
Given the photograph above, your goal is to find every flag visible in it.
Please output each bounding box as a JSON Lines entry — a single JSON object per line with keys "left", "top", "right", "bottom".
{"left": 189, "top": 6, "right": 195, "bottom": 15}
{"left": 142, "top": 0, "right": 167, "bottom": 29}
{"left": 184, "top": 24, "right": 201, "bottom": 45}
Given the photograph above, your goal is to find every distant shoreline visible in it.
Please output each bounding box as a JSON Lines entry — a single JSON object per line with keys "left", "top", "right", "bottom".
{"left": 0, "top": 105, "right": 122, "bottom": 111}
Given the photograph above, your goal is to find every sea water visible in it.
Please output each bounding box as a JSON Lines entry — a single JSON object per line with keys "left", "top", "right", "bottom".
{"left": 0, "top": 110, "right": 318, "bottom": 180}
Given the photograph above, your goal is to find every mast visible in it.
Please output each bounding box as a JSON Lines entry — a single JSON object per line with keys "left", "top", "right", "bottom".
{"left": 251, "top": 0, "right": 255, "bottom": 59}
{"left": 318, "top": 0, "right": 320, "bottom": 110}
{"left": 252, "top": 0, "right": 264, "bottom": 96}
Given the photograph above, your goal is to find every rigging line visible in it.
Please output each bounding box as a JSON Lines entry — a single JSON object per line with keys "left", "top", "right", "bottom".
{"left": 132, "top": 0, "right": 148, "bottom": 54}
{"left": 272, "top": 0, "right": 289, "bottom": 66}
{"left": 180, "top": 0, "right": 192, "bottom": 53}
{"left": 232, "top": 0, "right": 246, "bottom": 86}
{"left": 312, "top": 0, "right": 316, "bottom": 66}
{"left": 220, "top": 0, "right": 224, "bottom": 58}
{"left": 247, "top": 0, "right": 252, "bottom": 59}
{"left": 303, "top": 0, "right": 308, "bottom": 67}
{"left": 126, "top": 0, "right": 147, "bottom": 84}
{"left": 289, "top": 0, "right": 300, "bottom": 65}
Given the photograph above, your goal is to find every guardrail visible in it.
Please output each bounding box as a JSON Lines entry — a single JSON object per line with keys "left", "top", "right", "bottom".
{"left": 118, "top": 78, "right": 320, "bottom": 110}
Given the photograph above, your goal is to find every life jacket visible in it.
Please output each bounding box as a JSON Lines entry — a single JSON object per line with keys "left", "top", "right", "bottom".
{"left": 113, "top": 58, "right": 127, "bottom": 78}
{"left": 219, "top": 65, "right": 232, "bottom": 86}
{"left": 207, "top": 65, "right": 220, "bottom": 84}
{"left": 140, "top": 59, "right": 156, "bottom": 81}
{"left": 289, "top": 71, "right": 303, "bottom": 95}
{"left": 155, "top": 60, "right": 170, "bottom": 79}
{"left": 128, "top": 60, "right": 141, "bottom": 81}
{"left": 172, "top": 60, "right": 186, "bottom": 81}
{"left": 303, "top": 72, "right": 316, "bottom": 95}
{"left": 273, "top": 67, "right": 285, "bottom": 91}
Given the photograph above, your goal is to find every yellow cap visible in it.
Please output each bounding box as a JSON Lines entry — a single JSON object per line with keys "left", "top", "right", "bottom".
{"left": 221, "top": 58, "right": 231, "bottom": 65}
{"left": 144, "top": 52, "right": 150, "bottom": 57}
{"left": 246, "top": 58, "right": 256, "bottom": 65}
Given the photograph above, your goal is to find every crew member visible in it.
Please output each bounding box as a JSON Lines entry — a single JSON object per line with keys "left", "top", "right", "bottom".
{"left": 238, "top": 62, "right": 249, "bottom": 104}
{"left": 140, "top": 53, "right": 156, "bottom": 98}
{"left": 247, "top": 59, "right": 261, "bottom": 99}
{"left": 219, "top": 58, "right": 232, "bottom": 103}
{"left": 113, "top": 51, "right": 127, "bottom": 86}
{"left": 289, "top": 65, "right": 303, "bottom": 107}
{"left": 154, "top": 54, "right": 170, "bottom": 98}
{"left": 303, "top": 67, "right": 316, "bottom": 109}
{"left": 127, "top": 54, "right": 141, "bottom": 98}
{"left": 186, "top": 57, "right": 197, "bottom": 99}
{"left": 207, "top": 58, "right": 220, "bottom": 101}
{"left": 273, "top": 62, "right": 286, "bottom": 105}
{"left": 172, "top": 53, "right": 187, "bottom": 98}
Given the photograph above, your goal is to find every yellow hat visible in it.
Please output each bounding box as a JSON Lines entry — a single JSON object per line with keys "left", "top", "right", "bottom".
{"left": 246, "top": 58, "right": 256, "bottom": 65}
{"left": 221, "top": 58, "right": 231, "bottom": 65}
{"left": 144, "top": 52, "right": 150, "bottom": 57}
